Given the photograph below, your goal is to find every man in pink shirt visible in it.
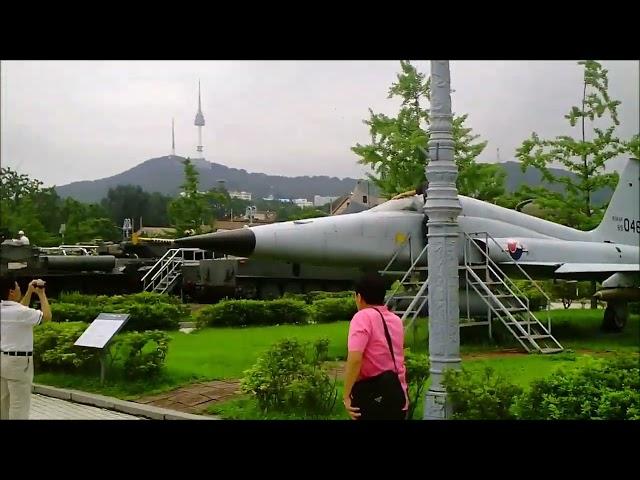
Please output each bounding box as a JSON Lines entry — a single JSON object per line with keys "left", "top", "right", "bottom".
{"left": 343, "top": 273, "right": 408, "bottom": 420}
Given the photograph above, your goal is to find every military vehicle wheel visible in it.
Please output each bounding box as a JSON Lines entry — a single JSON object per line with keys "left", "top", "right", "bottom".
{"left": 283, "top": 282, "right": 303, "bottom": 294}
{"left": 258, "top": 283, "right": 281, "bottom": 300}
{"left": 304, "top": 282, "right": 323, "bottom": 293}
{"left": 602, "top": 303, "right": 628, "bottom": 332}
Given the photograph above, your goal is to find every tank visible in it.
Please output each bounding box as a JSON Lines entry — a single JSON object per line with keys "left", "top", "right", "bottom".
{"left": 180, "top": 256, "right": 363, "bottom": 301}
{"left": 1, "top": 241, "right": 142, "bottom": 296}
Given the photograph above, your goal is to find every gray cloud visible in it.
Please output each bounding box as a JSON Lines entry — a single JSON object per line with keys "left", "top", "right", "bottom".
{"left": 1, "top": 60, "right": 638, "bottom": 187}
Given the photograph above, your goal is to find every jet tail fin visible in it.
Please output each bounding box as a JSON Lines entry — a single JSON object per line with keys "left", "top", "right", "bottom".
{"left": 591, "top": 157, "right": 639, "bottom": 246}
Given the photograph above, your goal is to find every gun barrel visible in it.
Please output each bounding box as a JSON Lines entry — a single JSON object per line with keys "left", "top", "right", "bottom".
{"left": 43, "top": 255, "right": 116, "bottom": 272}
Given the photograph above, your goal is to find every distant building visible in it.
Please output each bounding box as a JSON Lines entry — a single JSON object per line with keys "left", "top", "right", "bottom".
{"left": 314, "top": 195, "right": 339, "bottom": 207}
{"left": 292, "top": 198, "right": 314, "bottom": 208}
{"left": 229, "top": 191, "right": 252, "bottom": 201}
{"left": 330, "top": 179, "right": 385, "bottom": 215}
{"left": 262, "top": 195, "right": 275, "bottom": 201}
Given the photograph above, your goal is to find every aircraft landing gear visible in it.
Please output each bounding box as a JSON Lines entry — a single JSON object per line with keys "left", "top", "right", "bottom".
{"left": 601, "top": 302, "right": 629, "bottom": 332}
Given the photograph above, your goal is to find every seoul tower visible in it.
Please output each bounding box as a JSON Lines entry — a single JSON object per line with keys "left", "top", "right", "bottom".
{"left": 194, "top": 80, "right": 205, "bottom": 160}
{"left": 171, "top": 117, "right": 176, "bottom": 157}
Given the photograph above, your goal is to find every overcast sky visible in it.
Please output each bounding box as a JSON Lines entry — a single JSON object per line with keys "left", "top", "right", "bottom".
{"left": 1, "top": 60, "right": 638, "bottom": 187}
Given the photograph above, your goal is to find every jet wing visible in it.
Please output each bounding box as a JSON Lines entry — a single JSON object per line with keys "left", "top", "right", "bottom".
{"left": 554, "top": 263, "right": 640, "bottom": 274}
{"left": 498, "top": 261, "right": 639, "bottom": 275}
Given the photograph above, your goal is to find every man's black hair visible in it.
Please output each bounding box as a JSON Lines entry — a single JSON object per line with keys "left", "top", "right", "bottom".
{"left": 354, "top": 273, "right": 389, "bottom": 306}
{"left": 0, "top": 274, "right": 18, "bottom": 300}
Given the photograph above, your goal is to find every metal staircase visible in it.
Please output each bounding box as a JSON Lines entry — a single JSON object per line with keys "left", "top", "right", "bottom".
{"left": 380, "top": 234, "right": 429, "bottom": 345}
{"left": 461, "top": 232, "right": 562, "bottom": 353}
{"left": 142, "top": 248, "right": 209, "bottom": 294}
{"left": 381, "top": 232, "right": 563, "bottom": 354}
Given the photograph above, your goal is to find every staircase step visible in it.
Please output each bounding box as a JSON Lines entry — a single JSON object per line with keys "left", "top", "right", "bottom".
{"left": 518, "top": 334, "right": 551, "bottom": 340}
{"left": 505, "top": 321, "right": 539, "bottom": 326}
{"left": 505, "top": 307, "right": 528, "bottom": 312}
{"left": 380, "top": 271, "right": 406, "bottom": 275}
{"left": 540, "top": 347, "right": 564, "bottom": 354}
{"left": 469, "top": 280, "right": 503, "bottom": 286}
{"left": 390, "top": 295, "right": 427, "bottom": 300}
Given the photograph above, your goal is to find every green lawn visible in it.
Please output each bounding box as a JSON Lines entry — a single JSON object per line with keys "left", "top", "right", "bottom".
{"left": 34, "top": 309, "right": 639, "bottom": 408}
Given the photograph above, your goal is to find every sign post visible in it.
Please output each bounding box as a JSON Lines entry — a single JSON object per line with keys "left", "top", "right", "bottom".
{"left": 74, "top": 313, "right": 130, "bottom": 384}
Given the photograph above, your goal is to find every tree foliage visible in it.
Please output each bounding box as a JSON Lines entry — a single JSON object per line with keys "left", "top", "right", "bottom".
{"left": 101, "top": 185, "right": 172, "bottom": 228}
{"left": 168, "top": 158, "right": 227, "bottom": 235}
{"left": 0, "top": 167, "right": 121, "bottom": 246}
{"left": 352, "top": 61, "right": 503, "bottom": 201}
{"left": 515, "top": 60, "right": 626, "bottom": 230}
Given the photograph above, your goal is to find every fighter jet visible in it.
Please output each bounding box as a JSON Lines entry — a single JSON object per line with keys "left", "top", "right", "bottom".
{"left": 176, "top": 158, "right": 640, "bottom": 331}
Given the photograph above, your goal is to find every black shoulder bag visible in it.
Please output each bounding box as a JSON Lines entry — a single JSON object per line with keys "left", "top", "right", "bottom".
{"left": 350, "top": 308, "right": 406, "bottom": 420}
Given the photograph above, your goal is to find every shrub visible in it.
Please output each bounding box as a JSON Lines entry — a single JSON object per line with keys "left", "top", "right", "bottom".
{"left": 266, "top": 299, "right": 311, "bottom": 325}
{"left": 404, "top": 349, "right": 430, "bottom": 419}
{"left": 116, "top": 302, "right": 185, "bottom": 331}
{"left": 33, "top": 322, "right": 171, "bottom": 378}
{"left": 34, "top": 322, "right": 101, "bottom": 371}
{"left": 311, "top": 297, "right": 357, "bottom": 323}
{"left": 515, "top": 354, "right": 640, "bottom": 420}
{"left": 52, "top": 303, "right": 102, "bottom": 323}
{"left": 122, "top": 292, "right": 182, "bottom": 305}
{"left": 511, "top": 280, "right": 549, "bottom": 311}
{"left": 282, "top": 292, "right": 308, "bottom": 303}
{"left": 307, "top": 291, "right": 354, "bottom": 302}
{"left": 196, "top": 299, "right": 310, "bottom": 327}
{"left": 109, "top": 330, "right": 171, "bottom": 379}
{"left": 51, "top": 293, "right": 187, "bottom": 330}
{"left": 442, "top": 366, "right": 523, "bottom": 420}
{"left": 241, "top": 337, "right": 337, "bottom": 415}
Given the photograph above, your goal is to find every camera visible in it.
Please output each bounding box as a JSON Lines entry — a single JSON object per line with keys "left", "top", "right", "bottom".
{"left": 32, "top": 279, "right": 46, "bottom": 288}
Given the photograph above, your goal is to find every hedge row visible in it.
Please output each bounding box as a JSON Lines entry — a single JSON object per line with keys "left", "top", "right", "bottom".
{"left": 442, "top": 353, "right": 640, "bottom": 420}
{"left": 51, "top": 292, "right": 189, "bottom": 331}
{"left": 282, "top": 291, "right": 354, "bottom": 304}
{"left": 196, "top": 296, "right": 357, "bottom": 327}
{"left": 34, "top": 322, "right": 170, "bottom": 378}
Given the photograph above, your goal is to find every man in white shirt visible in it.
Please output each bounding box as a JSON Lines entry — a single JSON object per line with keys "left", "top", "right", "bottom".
{"left": 17, "top": 230, "right": 30, "bottom": 245}
{"left": 1, "top": 275, "right": 52, "bottom": 420}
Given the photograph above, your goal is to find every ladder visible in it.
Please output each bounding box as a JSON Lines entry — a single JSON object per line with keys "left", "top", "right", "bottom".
{"left": 461, "top": 232, "right": 562, "bottom": 354}
{"left": 380, "top": 232, "right": 563, "bottom": 354}
{"left": 380, "top": 235, "right": 429, "bottom": 346}
{"left": 141, "top": 248, "right": 209, "bottom": 294}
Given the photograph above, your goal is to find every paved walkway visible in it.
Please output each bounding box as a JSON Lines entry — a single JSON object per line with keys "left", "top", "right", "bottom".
{"left": 137, "top": 380, "right": 241, "bottom": 414}
{"left": 29, "top": 394, "right": 143, "bottom": 420}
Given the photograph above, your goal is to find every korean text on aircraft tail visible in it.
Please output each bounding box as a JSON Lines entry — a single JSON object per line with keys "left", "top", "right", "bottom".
{"left": 591, "top": 157, "right": 639, "bottom": 247}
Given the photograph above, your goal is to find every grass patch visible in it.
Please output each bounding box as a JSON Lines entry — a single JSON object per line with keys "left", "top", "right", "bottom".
{"left": 34, "top": 309, "right": 638, "bottom": 410}
{"left": 208, "top": 382, "right": 347, "bottom": 420}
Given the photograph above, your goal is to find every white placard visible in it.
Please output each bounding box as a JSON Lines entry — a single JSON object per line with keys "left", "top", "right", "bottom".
{"left": 74, "top": 314, "right": 129, "bottom": 349}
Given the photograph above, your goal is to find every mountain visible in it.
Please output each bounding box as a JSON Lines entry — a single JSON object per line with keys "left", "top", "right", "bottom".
{"left": 499, "top": 161, "right": 612, "bottom": 205}
{"left": 55, "top": 156, "right": 359, "bottom": 203}
{"left": 55, "top": 156, "right": 613, "bottom": 205}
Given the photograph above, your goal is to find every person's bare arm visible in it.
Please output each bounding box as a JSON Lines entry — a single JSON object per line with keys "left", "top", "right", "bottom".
{"left": 35, "top": 285, "right": 52, "bottom": 322}
{"left": 342, "top": 350, "right": 363, "bottom": 419}
{"left": 20, "top": 281, "right": 35, "bottom": 306}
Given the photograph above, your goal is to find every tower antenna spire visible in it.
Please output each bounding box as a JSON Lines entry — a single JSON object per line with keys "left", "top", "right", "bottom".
{"left": 194, "top": 79, "right": 205, "bottom": 159}
{"left": 171, "top": 118, "right": 176, "bottom": 156}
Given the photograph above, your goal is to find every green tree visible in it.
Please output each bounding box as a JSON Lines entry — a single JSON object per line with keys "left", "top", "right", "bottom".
{"left": 61, "top": 198, "right": 119, "bottom": 243}
{"left": 168, "top": 158, "right": 214, "bottom": 235}
{"left": 352, "top": 61, "right": 503, "bottom": 201}
{"left": 101, "top": 185, "right": 172, "bottom": 227}
{"left": 0, "top": 167, "right": 59, "bottom": 245}
{"left": 516, "top": 60, "right": 625, "bottom": 231}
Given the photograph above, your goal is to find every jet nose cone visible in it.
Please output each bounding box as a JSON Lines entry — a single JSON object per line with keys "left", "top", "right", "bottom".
{"left": 174, "top": 229, "right": 256, "bottom": 256}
